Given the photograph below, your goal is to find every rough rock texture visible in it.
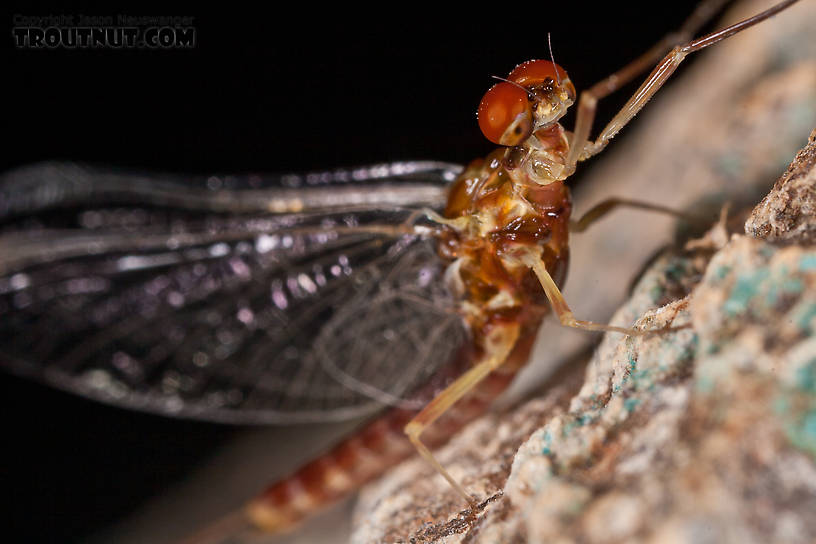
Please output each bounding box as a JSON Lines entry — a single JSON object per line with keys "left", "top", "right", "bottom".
{"left": 351, "top": 376, "right": 583, "bottom": 544}
{"left": 350, "top": 136, "right": 816, "bottom": 542}
{"left": 746, "top": 130, "right": 816, "bottom": 243}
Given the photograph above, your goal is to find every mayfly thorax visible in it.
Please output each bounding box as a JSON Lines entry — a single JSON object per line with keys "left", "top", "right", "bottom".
{"left": 0, "top": 0, "right": 803, "bottom": 539}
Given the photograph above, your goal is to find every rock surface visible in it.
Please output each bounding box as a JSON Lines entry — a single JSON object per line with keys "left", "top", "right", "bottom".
{"left": 350, "top": 137, "right": 816, "bottom": 542}
{"left": 746, "top": 130, "right": 816, "bottom": 244}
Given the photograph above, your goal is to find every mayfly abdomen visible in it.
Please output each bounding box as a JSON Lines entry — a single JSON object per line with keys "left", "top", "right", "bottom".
{"left": 247, "top": 314, "right": 543, "bottom": 531}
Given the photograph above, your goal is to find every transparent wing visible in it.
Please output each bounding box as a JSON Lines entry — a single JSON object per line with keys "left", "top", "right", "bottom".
{"left": 0, "top": 161, "right": 469, "bottom": 424}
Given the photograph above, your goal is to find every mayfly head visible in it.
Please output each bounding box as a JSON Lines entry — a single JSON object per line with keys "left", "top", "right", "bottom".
{"left": 477, "top": 59, "right": 576, "bottom": 147}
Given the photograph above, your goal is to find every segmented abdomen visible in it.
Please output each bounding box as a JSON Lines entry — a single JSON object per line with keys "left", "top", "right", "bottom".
{"left": 246, "top": 341, "right": 530, "bottom": 532}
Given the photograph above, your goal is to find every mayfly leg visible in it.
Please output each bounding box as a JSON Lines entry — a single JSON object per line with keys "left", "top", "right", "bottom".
{"left": 518, "top": 249, "right": 687, "bottom": 336}
{"left": 569, "top": 197, "right": 703, "bottom": 233}
{"left": 404, "top": 323, "right": 520, "bottom": 504}
{"left": 567, "top": 0, "right": 801, "bottom": 169}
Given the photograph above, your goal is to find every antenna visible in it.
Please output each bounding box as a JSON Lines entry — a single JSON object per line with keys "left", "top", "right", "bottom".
{"left": 547, "top": 32, "right": 562, "bottom": 85}
{"left": 490, "top": 75, "right": 530, "bottom": 94}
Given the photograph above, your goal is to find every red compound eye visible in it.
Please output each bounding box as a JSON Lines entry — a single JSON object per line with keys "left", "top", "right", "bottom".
{"left": 477, "top": 82, "right": 533, "bottom": 146}
{"left": 508, "top": 59, "right": 568, "bottom": 86}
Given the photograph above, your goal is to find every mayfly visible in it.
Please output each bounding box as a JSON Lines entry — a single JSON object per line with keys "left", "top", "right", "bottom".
{"left": 0, "top": 0, "right": 801, "bottom": 537}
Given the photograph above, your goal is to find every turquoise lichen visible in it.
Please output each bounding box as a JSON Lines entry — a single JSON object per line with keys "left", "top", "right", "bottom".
{"left": 776, "top": 360, "right": 816, "bottom": 459}
{"left": 765, "top": 277, "right": 804, "bottom": 306}
{"left": 630, "top": 361, "right": 652, "bottom": 386}
{"left": 796, "top": 358, "right": 816, "bottom": 394}
{"left": 541, "top": 429, "right": 553, "bottom": 456}
{"left": 664, "top": 260, "right": 688, "bottom": 282}
{"left": 620, "top": 354, "right": 654, "bottom": 391}
{"left": 782, "top": 277, "right": 804, "bottom": 294}
{"left": 723, "top": 268, "right": 771, "bottom": 316}
{"left": 793, "top": 303, "right": 816, "bottom": 333}
{"left": 624, "top": 397, "right": 641, "bottom": 412}
{"left": 705, "top": 342, "right": 721, "bottom": 355}
{"left": 785, "top": 411, "right": 816, "bottom": 459}
{"left": 563, "top": 417, "right": 586, "bottom": 436}
{"left": 588, "top": 394, "right": 605, "bottom": 411}
{"left": 677, "top": 335, "right": 699, "bottom": 363}
{"left": 560, "top": 411, "right": 600, "bottom": 439}
{"left": 696, "top": 374, "right": 714, "bottom": 394}
{"left": 714, "top": 265, "right": 732, "bottom": 281}
{"left": 631, "top": 368, "right": 652, "bottom": 385}
{"left": 562, "top": 420, "right": 579, "bottom": 437}
{"left": 618, "top": 356, "right": 637, "bottom": 389}
{"left": 799, "top": 254, "right": 816, "bottom": 272}
{"left": 773, "top": 395, "right": 790, "bottom": 416}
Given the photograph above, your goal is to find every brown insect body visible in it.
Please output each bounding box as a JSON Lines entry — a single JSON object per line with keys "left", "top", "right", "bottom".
{"left": 249, "top": 81, "right": 576, "bottom": 530}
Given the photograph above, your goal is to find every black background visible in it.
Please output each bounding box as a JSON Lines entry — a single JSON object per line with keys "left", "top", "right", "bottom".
{"left": 4, "top": 2, "right": 713, "bottom": 541}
